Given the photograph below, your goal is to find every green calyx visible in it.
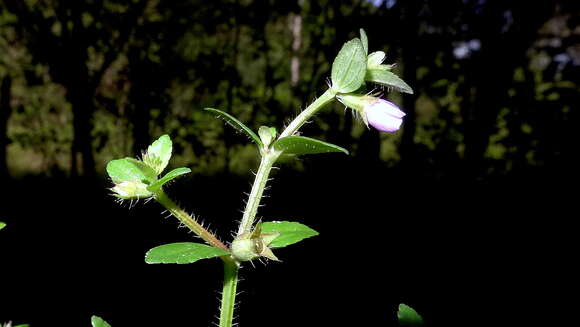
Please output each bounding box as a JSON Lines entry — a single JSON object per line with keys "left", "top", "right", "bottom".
{"left": 231, "top": 223, "right": 280, "bottom": 262}
{"left": 336, "top": 94, "right": 377, "bottom": 112}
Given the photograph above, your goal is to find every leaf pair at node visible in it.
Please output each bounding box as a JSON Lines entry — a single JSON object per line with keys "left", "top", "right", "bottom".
{"left": 144, "top": 221, "right": 318, "bottom": 265}
{"left": 204, "top": 108, "right": 348, "bottom": 156}
{"left": 331, "top": 29, "right": 414, "bottom": 95}
{"left": 106, "top": 135, "right": 191, "bottom": 199}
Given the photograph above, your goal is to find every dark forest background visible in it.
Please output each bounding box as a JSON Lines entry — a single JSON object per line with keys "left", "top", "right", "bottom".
{"left": 0, "top": 0, "right": 577, "bottom": 326}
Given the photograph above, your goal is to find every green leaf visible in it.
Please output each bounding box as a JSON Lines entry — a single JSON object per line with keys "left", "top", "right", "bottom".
{"left": 360, "top": 28, "right": 369, "bottom": 55}
{"left": 331, "top": 38, "right": 367, "bottom": 93}
{"left": 106, "top": 158, "right": 157, "bottom": 184}
{"left": 273, "top": 136, "right": 348, "bottom": 156}
{"left": 261, "top": 221, "right": 319, "bottom": 248}
{"left": 365, "top": 68, "right": 414, "bottom": 94}
{"left": 143, "top": 134, "right": 172, "bottom": 175}
{"left": 398, "top": 304, "right": 424, "bottom": 327}
{"left": 204, "top": 108, "right": 263, "bottom": 147}
{"left": 145, "top": 242, "right": 229, "bottom": 264}
{"left": 13, "top": 324, "right": 30, "bottom": 327}
{"left": 147, "top": 167, "right": 191, "bottom": 192}
{"left": 91, "top": 316, "right": 111, "bottom": 327}
{"left": 0, "top": 222, "right": 5, "bottom": 230}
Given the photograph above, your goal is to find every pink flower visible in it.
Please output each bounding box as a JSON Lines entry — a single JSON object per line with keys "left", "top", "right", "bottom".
{"left": 364, "top": 99, "right": 405, "bottom": 133}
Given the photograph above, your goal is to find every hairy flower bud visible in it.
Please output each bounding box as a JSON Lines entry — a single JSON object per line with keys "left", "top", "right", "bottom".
{"left": 110, "top": 180, "right": 153, "bottom": 199}
{"left": 231, "top": 228, "right": 280, "bottom": 262}
{"left": 364, "top": 99, "right": 405, "bottom": 132}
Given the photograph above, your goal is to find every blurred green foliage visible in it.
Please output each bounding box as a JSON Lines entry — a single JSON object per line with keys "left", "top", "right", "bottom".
{"left": 0, "top": 0, "right": 578, "bottom": 180}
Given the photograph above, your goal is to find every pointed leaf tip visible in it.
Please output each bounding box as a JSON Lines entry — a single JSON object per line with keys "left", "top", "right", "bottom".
{"left": 0, "top": 222, "right": 6, "bottom": 230}
{"left": 91, "top": 316, "right": 112, "bottom": 327}
{"left": 365, "top": 69, "right": 414, "bottom": 94}
{"left": 398, "top": 304, "right": 424, "bottom": 327}
{"left": 273, "top": 136, "right": 349, "bottom": 156}
{"left": 204, "top": 108, "right": 263, "bottom": 147}
{"left": 261, "top": 221, "right": 319, "bottom": 248}
{"left": 146, "top": 167, "right": 191, "bottom": 192}
{"left": 360, "top": 28, "right": 369, "bottom": 55}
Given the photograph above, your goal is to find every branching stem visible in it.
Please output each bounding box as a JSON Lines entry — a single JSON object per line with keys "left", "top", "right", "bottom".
{"left": 155, "top": 190, "right": 229, "bottom": 252}
{"left": 220, "top": 87, "right": 336, "bottom": 327}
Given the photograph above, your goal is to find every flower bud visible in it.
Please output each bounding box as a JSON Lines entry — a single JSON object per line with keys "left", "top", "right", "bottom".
{"left": 231, "top": 230, "right": 280, "bottom": 262}
{"left": 231, "top": 237, "right": 260, "bottom": 262}
{"left": 337, "top": 94, "right": 405, "bottom": 133}
{"left": 110, "top": 180, "right": 153, "bottom": 199}
{"left": 364, "top": 99, "right": 405, "bottom": 133}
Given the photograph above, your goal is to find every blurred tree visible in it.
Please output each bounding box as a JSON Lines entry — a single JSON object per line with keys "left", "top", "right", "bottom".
{"left": 0, "top": 0, "right": 577, "bottom": 182}
{"left": 0, "top": 74, "right": 10, "bottom": 179}
{"left": 3, "top": 0, "right": 148, "bottom": 176}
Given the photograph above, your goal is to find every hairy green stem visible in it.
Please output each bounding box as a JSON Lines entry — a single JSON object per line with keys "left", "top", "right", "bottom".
{"left": 219, "top": 261, "right": 240, "bottom": 327}
{"left": 237, "top": 152, "right": 279, "bottom": 236}
{"left": 279, "top": 88, "right": 336, "bottom": 138}
{"left": 222, "top": 87, "right": 336, "bottom": 327}
{"left": 237, "top": 88, "right": 336, "bottom": 237}
{"left": 155, "top": 190, "right": 229, "bottom": 252}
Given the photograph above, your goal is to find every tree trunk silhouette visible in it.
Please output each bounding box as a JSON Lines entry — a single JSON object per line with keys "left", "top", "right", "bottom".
{"left": 0, "top": 75, "right": 12, "bottom": 180}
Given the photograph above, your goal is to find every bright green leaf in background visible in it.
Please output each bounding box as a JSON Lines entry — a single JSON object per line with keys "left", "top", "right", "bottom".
{"left": 398, "top": 304, "right": 424, "bottom": 327}
{"left": 331, "top": 38, "right": 367, "bottom": 93}
{"left": 261, "top": 221, "right": 319, "bottom": 248}
{"left": 106, "top": 158, "right": 157, "bottom": 184}
{"left": 0, "top": 222, "right": 5, "bottom": 230}
{"left": 273, "top": 136, "right": 348, "bottom": 156}
{"left": 143, "top": 134, "right": 172, "bottom": 175}
{"left": 91, "top": 316, "right": 111, "bottom": 327}
{"left": 204, "top": 108, "right": 263, "bottom": 148}
{"left": 146, "top": 167, "right": 191, "bottom": 192}
{"left": 145, "top": 242, "right": 229, "bottom": 264}
{"left": 365, "top": 69, "right": 414, "bottom": 94}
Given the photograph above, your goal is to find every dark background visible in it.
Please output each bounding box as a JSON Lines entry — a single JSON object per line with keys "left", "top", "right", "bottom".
{"left": 0, "top": 0, "right": 577, "bottom": 326}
